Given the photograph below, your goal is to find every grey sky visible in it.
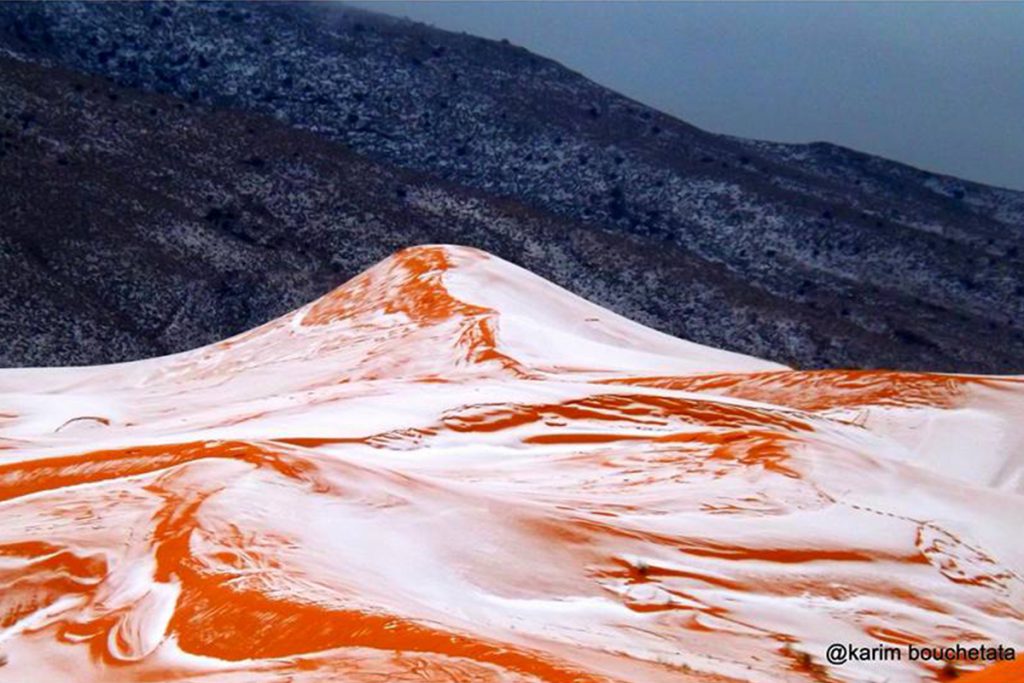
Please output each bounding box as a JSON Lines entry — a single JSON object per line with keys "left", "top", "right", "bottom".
{"left": 352, "top": 1, "right": 1024, "bottom": 191}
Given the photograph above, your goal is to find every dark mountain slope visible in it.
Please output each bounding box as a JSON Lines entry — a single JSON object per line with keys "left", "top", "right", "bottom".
{"left": 0, "top": 1, "right": 1021, "bottom": 371}
{"left": 0, "top": 57, "right": 857, "bottom": 367}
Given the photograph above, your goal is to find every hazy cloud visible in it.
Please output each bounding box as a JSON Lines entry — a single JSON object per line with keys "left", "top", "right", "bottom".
{"left": 354, "top": 1, "right": 1024, "bottom": 190}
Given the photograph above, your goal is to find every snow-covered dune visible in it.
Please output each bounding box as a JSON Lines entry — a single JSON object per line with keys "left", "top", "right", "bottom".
{"left": 1, "top": 245, "right": 1020, "bottom": 682}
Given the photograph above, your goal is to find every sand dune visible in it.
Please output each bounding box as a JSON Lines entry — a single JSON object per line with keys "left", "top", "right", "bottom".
{"left": 1, "top": 246, "right": 1020, "bottom": 682}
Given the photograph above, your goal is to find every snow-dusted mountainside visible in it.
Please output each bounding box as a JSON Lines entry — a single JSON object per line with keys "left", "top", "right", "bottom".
{"left": 1, "top": 246, "right": 1021, "bottom": 682}
{"left": 1, "top": 2, "right": 1023, "bottom": 371}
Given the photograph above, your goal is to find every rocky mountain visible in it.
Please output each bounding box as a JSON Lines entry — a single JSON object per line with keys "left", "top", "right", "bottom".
{"left": 1, "top": 245, "right": 1021, "bottom": 682}
{"left": 0, "top": 1, "right": 1022, "bottom": 371}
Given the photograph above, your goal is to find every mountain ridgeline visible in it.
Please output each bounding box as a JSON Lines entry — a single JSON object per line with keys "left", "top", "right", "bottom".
{"left": 0, "top": 1, "right": 1022, "bottom": 370}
